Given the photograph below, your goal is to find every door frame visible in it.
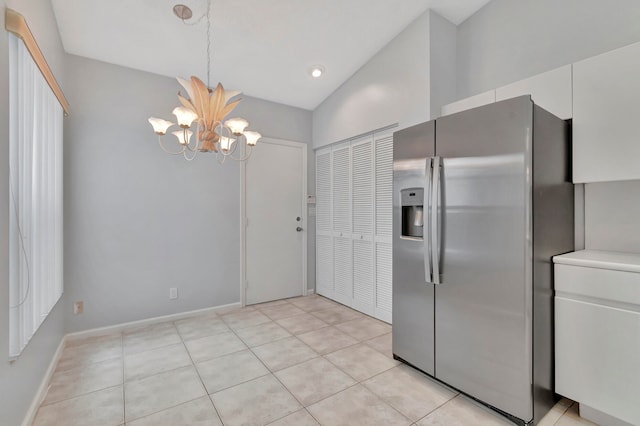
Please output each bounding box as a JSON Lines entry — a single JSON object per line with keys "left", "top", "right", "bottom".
{"left": 240, "top": 137, "right": 308, "bottom": 306}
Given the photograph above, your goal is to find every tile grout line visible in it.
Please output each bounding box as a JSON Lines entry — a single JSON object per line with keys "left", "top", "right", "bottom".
{"left": 175, "top": 316, "right": 225, "bottom": 425}
{"left": 120, "top": 332, "right": 125, "bottom": 425}
{"left": 227, "top": 309, "right": 307, "bottom": 423}
{"left": 122, "top": 321, "right": 213, "bottom": 424}
{"left": 552, "top": 402, "right": 575, "bottom": 426}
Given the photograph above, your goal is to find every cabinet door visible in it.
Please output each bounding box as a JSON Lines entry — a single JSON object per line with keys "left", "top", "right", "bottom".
{"left": 496, "top": 65, "right": 572, "bottom": 119}
{"left": 573, "top": 41, "right": 640, "bottom": 183}
{"left": 556, "top": 297, "right": 640, "bottom": 425}
{"left": 374, "top": 132, "right": 394, "bottom": 323}
{"left": 315, "top": 148, "right": 333, "bottom": 297}
{"left": 351, "top": 137, "right": 374, "bottom": 314}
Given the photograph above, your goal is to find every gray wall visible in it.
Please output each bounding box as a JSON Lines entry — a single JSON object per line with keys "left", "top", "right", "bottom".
{"left": 457, "top": 0, "right": 640, "bottom": 98}
{"left": 312, "top": 11, "right": 431, "bottom": 148}
{"left": 584, "top": 181, "right": 640, "bottom": 253}
{"left": 428, "top": 11, "right": 457, "bottom": 119}
{"left": 458, "top": 0, "right": 640, "bottom": 254}
{"left": 64, "top": 54, "right": 312, "bottom": 332}
{"left": 0, "top": 1, "right": 67, "bottom": 425}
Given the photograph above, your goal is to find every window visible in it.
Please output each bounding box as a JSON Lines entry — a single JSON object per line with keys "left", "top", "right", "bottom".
{"left": 8, "top": 32, "right": 64, "bottom": 358}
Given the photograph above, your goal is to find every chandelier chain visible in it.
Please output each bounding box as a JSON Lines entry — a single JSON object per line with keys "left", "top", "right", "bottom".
{"left": 206, "top": 0, "right": 211, "bottom": 89}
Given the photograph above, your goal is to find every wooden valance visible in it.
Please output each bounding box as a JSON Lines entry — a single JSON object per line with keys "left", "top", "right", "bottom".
{"left": 5, "top": 8, "right": 70, "bottom": 115}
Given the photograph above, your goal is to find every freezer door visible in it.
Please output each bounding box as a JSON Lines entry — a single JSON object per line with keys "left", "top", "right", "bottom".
{"left": 434, "top": 96, "right": 534, "bottom": 422}
{"left": 392, "top": 121, "right": 436, "bottom": 375}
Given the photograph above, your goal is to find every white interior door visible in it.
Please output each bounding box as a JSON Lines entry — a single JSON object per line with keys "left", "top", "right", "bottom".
{"left": 245, "top": 139, "right": 306, "bottom": 305}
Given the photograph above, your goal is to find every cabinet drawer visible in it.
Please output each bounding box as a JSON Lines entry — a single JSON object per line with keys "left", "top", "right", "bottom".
{"left": 555, "top": 297, "right": 640, "bottom": 425}
{"left": 555, "top": 264, "right": 640, "bottom": 306}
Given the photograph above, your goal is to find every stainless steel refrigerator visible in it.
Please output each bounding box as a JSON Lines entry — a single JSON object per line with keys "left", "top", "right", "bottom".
{"left": 392, "top": 96, "right": 574, "bottom": 425}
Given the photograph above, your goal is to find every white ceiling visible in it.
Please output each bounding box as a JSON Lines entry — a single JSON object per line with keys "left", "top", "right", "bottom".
{"left": 51, "top": 0, "right": 491, "bottom": 110}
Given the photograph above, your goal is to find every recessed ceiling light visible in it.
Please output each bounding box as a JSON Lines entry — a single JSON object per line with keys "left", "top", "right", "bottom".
{"left": 310, "top": 65, "right": 325, "bottom": 78}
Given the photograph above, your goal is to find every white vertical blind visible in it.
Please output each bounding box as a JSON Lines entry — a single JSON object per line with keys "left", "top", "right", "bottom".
{"left": 9, "top": 34, "right": 64, "bottom": 358}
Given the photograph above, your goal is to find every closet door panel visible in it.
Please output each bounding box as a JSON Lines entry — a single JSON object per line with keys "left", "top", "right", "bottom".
{"left": 315, "top": 148, "right": 333, "bottom": 297}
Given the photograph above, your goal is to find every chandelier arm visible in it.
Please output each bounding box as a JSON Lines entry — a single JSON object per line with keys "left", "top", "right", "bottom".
{"left": 184, "top": 125, "right": 202, "bottom": 152}
{"left": 183, "top": 147, "right": 199, "bottom": 161}
{"left": 157, "top": 135, "right": 187, "bottom": 155}
{"left": 229, "top": 142, "right": 253, "bottom": 162}
{"left": 216, "top": 151, "right": 226, "bottom": 164}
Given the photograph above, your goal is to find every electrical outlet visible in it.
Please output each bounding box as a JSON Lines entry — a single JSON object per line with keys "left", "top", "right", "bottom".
{"left": 73, "top": 301, "right": 84, "bottom": 315}
{"left": 169, "top": 287, "right": 178, "bottom": 300}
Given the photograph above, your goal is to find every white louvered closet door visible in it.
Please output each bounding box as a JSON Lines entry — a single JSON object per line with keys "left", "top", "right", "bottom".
{"left": 374, "top": 132, "right": 394, "bottom": 323}
{"left": 315, "top": 147, "right": 333, "bottom": 298}
{"left": 332, "top": 142, "right": 353, "bottom": 306}
{"left": 351, "top": 137, "right": 375, "bottom": 316}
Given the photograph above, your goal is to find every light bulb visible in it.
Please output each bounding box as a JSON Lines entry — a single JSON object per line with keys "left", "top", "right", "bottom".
{"left": 225, "top": 117, "right": 249, "bottom": 135}
{"left": 310, "top": 65, "right": 324, "bottom": 78}
{"left": 244, "top": 131, "right": 261, "bottom": 146}
{"left": 172, "top": 129, "right": 193, "bottom": 145}
{"left": 148, "top": 117, "right": 175, "bottom": 135}
{"left": 220, "top": 136, "right": 236, "bottom": 152}
{"left": 172, "top": 107, "right": 198, "bottom": 128}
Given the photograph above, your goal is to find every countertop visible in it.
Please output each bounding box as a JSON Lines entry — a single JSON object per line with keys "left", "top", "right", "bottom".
{"left": 553, "top": 249, "right": 640, "bottom": 273}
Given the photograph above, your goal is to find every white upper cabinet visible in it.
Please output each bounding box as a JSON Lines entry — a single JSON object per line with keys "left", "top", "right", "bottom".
{"left": 441, "top": 90, "right": 496, "bottom": 117}
{"left": 573, "top": 41, "right": 640, "bottom": 183}
{"left": 496, "top": 65, "right": 572, "bottom": 120}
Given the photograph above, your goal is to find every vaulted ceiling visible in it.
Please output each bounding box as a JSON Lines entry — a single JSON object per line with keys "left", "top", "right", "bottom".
{"left": 52, "top": 0, "right": 491, "bottom": 110}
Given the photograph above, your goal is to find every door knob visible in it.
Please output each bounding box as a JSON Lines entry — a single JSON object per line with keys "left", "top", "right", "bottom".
{"left": 296, "top": 227, "right": 303, "bottom": 232}
{"left": 296, "top": 217, "right": 301, "bottom": 221}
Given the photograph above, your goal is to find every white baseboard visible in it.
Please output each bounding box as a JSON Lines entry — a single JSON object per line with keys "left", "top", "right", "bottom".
{"left": 66, "top": 302, "right": 242, "bottom": 342}
{"left": 307, "top": 288, "right": 315, "bottom": 295}
{"left": 23, "top": 301, "right": 241, "bottom": 425}
{"left": 21, "top": 336, "right": 67, "bottom": 426}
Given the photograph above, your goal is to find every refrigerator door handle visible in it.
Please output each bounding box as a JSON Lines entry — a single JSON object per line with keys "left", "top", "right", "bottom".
{"left": 424, "top": 157, "right": 433, "bottom": 283}
{"left": 431, "top": 156, "right": 442, "bottom": 284}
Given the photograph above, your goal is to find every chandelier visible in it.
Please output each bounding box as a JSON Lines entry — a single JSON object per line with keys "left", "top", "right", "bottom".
{"left": 147, "top": 0, "right": 261, "bottom": 162}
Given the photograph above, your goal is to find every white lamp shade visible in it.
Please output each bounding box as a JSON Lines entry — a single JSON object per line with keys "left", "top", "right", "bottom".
{"left": 244, "top": 131, "right": 261, "bottom": 146}
{"left": 225, "top": 117, "right": 249, "bottom": 135}
{"left": 172, "top": 107, "right": 198, "bottom": 127}
{"left": 172, "top": 129, "right": 193, "bottom": 145}
{"left": 148, "top": 117, "right": 175, "bottom": 135}
{"left": 220, "top": 136, "right": 236, "bottom": 152}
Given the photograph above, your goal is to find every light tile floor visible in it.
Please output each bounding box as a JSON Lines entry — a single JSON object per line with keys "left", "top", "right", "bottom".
{"left": 33, "top": 295, "right": 597, "bottom": 426}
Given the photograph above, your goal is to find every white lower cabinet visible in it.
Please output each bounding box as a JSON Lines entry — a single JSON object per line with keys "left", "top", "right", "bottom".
{"left": 315, "top": 130, "right": 394, "bottom": 323}
{"left": 554, "top": 250, "right": 640, "bottom": 426}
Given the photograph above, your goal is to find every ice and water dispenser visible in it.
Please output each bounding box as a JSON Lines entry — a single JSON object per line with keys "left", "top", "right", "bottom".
{"left": 401, "top": 188, "right": 424, "bottom": 238}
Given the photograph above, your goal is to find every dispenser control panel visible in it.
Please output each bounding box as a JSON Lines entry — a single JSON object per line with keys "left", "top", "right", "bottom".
{"left": 401, "top": 188, "right": 424, "bottom": 239}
